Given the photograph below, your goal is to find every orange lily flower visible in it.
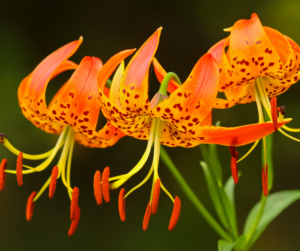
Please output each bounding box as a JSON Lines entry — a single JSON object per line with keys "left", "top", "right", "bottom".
{"left": 0, "top": 38, "right": 128, "bottom": 235}
{"left": 95, "top": 27, "right": 291, "bottom": 228}
{"left": 204, "top": 13, "right": 300, "bottom": 194}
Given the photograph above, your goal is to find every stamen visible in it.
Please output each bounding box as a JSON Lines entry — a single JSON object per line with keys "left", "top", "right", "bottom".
{"left": 262, "top": 164, "right": 268, "bottom": 197}
{"left": 16, "top": 152, "right": 23, "bottom": 186}
{"left": 68, "top": 205, "right": 81, "bottom": 236}
{"left": 271, "top": 97, "right": 278, "bottom": 131}
{"left": 70, "top": 187, "right": 79, "bottom": 220}
{"left": 168, "top": 196, "right": 181, "bottom": 231}
{"left": 0, "top": 159, "right": 7, "bottom": 191}
{"left": 118, "top": 188, "right": 126, "bottom": 222}
{"left": 26, "top": 191, "right": 37, "bottom": 221}
{"left": 229, "top": 147, "right": 239, "bottom": 184}
{"left": 93, "top": 170, "right": 102, "bottom": 205}
{"left": 278, "top": 106, "right": 286, "bottom": 116}
{"left": 143, "top": 202, "right": 151, "bottom": 231}
{"left": 151, "top": 179, "right": 161, "bottom": 215}
{"left": 102, "top": 167, "right": 110, "bottom": 203}
{"left": 0, "top": 133, "right": 7, "bottom": 144}
{"left": 49, "top": 166, "right": 59, "bottom": 199}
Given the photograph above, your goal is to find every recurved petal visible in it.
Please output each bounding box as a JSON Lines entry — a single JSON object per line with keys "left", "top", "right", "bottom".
{"left": 22, "top": 38, "right": 82, "bottom": 121}
{"left": 48, "top": 56, "right": 103, "bottom": 137}
{"left": 192, "top": 119, "right": 291, "bottom": 146}
{"left": 18, "top": 60, "right": 78, "bottom": 134}
{"left": 119, "top": 28, "right": 162, "bottom": 115}
{"left": 152, "top": 58, "right": 180, "bottom": 93}
{"left": 153, "top": 53, "right": 219, "bottom": 132}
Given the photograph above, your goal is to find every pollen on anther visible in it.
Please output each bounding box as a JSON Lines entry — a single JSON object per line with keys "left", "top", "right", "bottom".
{"left": 102, "top": 167, "right": 110, "bottom": 203}
{"left": 168, "top": 196, "right": 181, "bottom": 231}
{"left": 262, "top": 164, "right": 268, "bottom": 196}
{"left": 271, "top": 97, "right": 278, "bottom": 131}
{"left": 118, "top": 188, "right": 126, "bottom": 222}
{"left": 229, "top": 147, "right": 239, "bottom": 184}
{"left": 26, "top": 191, "right": 37, "bottom": 221}
{"left": 0, "top": 158, "right": 7, "bottom": 191}
{"left": 151, "top": 179, "right": 161, "bottom": 215}
{"left": 70, "top": 187, "right": 79, "bottom": 220}
{"left": 93, "top": 170, "right": 102, "bottom": 205}
{"left": 68, "top": 205, "right": 81, "bottom": 236}
{"left": 16, "top": 152, "right": 23, "bottom": 186}
{"left": 143, "top": 202, "right": 151, "bottom": 231}
{"left": 49, "top": 166, "right": 58, "bottom": 199}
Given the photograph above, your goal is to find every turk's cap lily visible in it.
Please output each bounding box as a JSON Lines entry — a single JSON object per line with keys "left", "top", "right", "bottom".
{"left": 18, "top": 37, "right": 124, "bottom": 148}
{"left": 208, "top": 13, "right": 300, "bottom": 108}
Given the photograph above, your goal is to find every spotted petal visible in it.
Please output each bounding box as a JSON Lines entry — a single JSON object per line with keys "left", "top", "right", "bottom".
{"left": 152, "top": 53, "right": 219, "bottom": 133}
{"left": 18, "top": 60, "right": 78, "bottom": 134}
{"left": 119, "top": 28, "right": 162, "bottom": 115}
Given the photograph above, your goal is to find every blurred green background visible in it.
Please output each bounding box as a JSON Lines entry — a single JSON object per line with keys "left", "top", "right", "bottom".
{"left": 1, "top": 0, "right": 300, "bottom": 250}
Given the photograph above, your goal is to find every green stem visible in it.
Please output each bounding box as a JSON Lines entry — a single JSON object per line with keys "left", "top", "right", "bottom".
{"left": 245, "top": 194, "right": 267, "bottom": 248}
{"left": 158, "top": 72, "right": 181, "bottom": 96}
{"left": 160, "top": 146, "right": 232, "bottom": 242}
{"left": 105, "top": 79, "right": 112, "bottom": 88}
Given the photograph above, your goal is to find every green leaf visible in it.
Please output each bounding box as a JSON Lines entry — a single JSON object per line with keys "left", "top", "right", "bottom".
{"left": 243, "top": 190, "right": 300, "bottom": 247}
{"left": 201, "top": 161, "right": 229, "bottom": 228}
{"left": 218, "top": 240, "right": 235, "bottom": 251}
{"left": 234, "top": 235, "right": 247, "bottom": 250}
{"left": 224, "top": 175, "right": 236, "bottom": 208}
{"left": 208, "top": 144, "right": 223, "bottom": 186}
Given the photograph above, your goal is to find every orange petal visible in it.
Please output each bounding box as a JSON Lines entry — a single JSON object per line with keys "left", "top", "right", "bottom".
{"left": 168, "top": 196, "right": 181, "bottom": 231}
{"left": 26, "top": 191, "right": 37, "bottom": 221}
{"left": 22, "top": 38, "right": 81, "bottom": 122}
{"left": 70, "top": 187, "right": 79, "bottom": 220}
{"left": 48, "top": 56, "right": 102, "bottom": 138}
{"left": 153, "top": 53, "right": 219, "bottom": 130}
{"left": 102, "top": 167, "right": 110, "bottom": 203}
{"left": 118, "top": 188, "right": 126, "bottom": 222}
{"left": 119, "top": 28, "right": 162, "bottom": 115}
{"left": 68, "top": 205, "right": 81, "bottom": 236}
{"left": 199, "top": 111, "right": 212, "bottom": 126}
{"left": 16, "top": 152, "right": 23, "bottom": 186}
{"left": 151, "top": 179, "right": 161, "bottom": 215}
{"left": 192, "top": 119, "right": 291, "bottom": 146}
{"left": 143, "top": 202, "right": 151, "bottom": 231}
{"left": 152, "top": 58, "right": 180, "bottom": 93}
{"left": 93, "top": 170, "right": 102, "bottom": 205}
{"left": 49, "top": 166, "right": 59, "bottom": 199}
{"left": 0, "top": 159, "right": 7, "bottom": 191}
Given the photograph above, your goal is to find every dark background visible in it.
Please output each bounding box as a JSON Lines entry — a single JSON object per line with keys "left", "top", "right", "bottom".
{"left": 1, "top": 0, "right": 300, "bottom": 250}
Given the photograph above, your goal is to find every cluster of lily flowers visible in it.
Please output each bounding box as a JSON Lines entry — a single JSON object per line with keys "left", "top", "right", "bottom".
{"left": 1, "top": 13, "right": 300, "bottom": 236}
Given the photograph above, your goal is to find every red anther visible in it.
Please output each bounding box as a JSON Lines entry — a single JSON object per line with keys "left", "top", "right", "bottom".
{"left": 229, "top": 147, "right": 239, "bottom": 184}
{"left": 151, "top": 179, "right": 161, "bottom": 214}
{"left": 271, "top": 97, "right": 278, "bottom": 131}
{"left": 49, "top": 166, "right": 58, "bottom": 199}
{"left": 70, "top": 187, "right": 79, "bottom": 220}
{"left": 118, "top": 188, "right": 126, "bottom": 222}
{"left": 143, "top": 202, "right": 151, "bottom": 231}
{"left": 68, "top": 205, "right": 81, "bottom": 236}
{"left": 0, "top": 158, "right": 7, "bottom": 191}
{"left": 102, "top": 167, "right": 110, "bottom": 203}
{"left": 229, "top": 146, "right": 237, "bottom": 158}
{"left": 262, "top": 164, "right": 268, "bottom": 197}
{"left": 93, "top": 170, "right": 102, "bottom": 205}
{"left": 168, "top": 196, "right": 181, "bottom": 231}
{"left": 16, "top": 152, "right": 23, "bottom": 186}
{"left": 26, "top": 191, "right": 37, "bottom": 221}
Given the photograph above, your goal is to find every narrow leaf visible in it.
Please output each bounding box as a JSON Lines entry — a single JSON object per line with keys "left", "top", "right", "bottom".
{"left": 208, "top": 144, "right": 223, "bottom": 186}
{"left": 218, "top": 240, "right": 235, "bottom": 251}
{"left": 243, "top": 190, "right": 300, "bottom": 247}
